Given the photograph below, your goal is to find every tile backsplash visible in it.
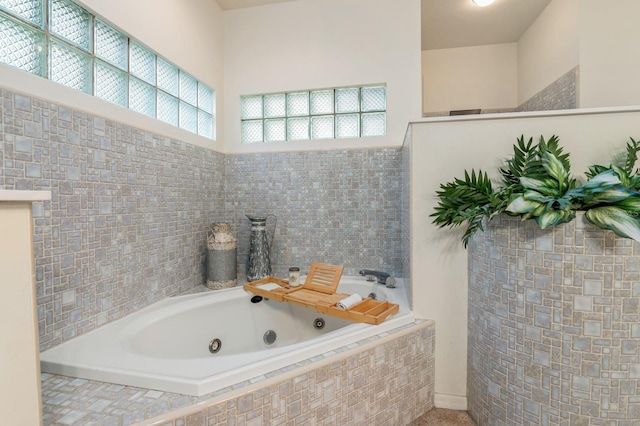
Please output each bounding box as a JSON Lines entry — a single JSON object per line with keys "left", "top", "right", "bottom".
{"left": 0, "top": 87, "right": 405, "bottom": 351}
{"left": 226, "top": 149, "right": 403, "bottom": 279}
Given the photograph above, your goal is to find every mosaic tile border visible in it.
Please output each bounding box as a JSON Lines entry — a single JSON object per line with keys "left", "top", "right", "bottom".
{"left": 468, "top": 213, "right": 640, "bottom": 425}
{"left": 42, "top": 320, "right": 434, "bottom": 426}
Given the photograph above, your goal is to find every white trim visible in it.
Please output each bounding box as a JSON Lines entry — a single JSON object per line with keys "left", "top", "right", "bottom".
{"left": 412, "top": 104, "right": 640, "bottom": 124}
{"left": 0, "top": 190, "right": 51, "bottom": 202}
{"left": 434, "top": 393, "right": 468, "bottom": 411}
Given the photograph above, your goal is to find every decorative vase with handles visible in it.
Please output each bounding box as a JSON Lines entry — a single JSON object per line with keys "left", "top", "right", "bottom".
{"left": 246, "top": 214, "right": 276, "bottom": 281}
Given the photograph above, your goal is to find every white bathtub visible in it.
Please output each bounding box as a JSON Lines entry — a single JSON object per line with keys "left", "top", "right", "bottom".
{"left": 40, "top": 276, "right": 413, "bottom": 396}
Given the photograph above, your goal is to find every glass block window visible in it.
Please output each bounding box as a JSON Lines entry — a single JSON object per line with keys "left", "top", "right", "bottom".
{"left": 0, "top": 12, "right": 45, "bottom": 76}
{"left": 0, "top": 0, "right": 43, "bottom": 27}
{"left": 0, "top": 1, "right": 216, "bottom": 140}
{"left": 129, "top": 77, "right": 155, "bottom": 118}
{"left": 241, "top": 85, "right": 386, "bottom": 143}
{"left": 157, "top": 57, "right": 178, "bottom": 97}
{"left": 50, "top": 38, "right": 90, "bottom": 93}
{"left": 50, "top": 0, "right": 91, "bottom": 51}
{"left": 179, "top": 71, "right": 197, "bottom": 106}
{"left": 94, "top": 19, "right": 127, "bottom": 70}
{"left": 130, "top": 41, "right": 155, "bottom": 85}
{"left": 157, "top": 91, "right": 179, "bottom": 126}
{"left": 94, "top": 60, "right": 127, "bottom": 107}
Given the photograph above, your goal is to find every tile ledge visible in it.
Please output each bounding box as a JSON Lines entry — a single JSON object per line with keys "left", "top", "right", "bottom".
{"left": 0, "top": 190, "right": 52, "bottom": 202}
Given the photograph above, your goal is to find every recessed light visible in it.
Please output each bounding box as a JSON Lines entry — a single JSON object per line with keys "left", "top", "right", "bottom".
{"left": 473, "top": 0, "right": 495, "bottom": 6}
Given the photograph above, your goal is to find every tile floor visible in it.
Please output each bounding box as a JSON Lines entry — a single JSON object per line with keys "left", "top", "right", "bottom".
{"left": 411, "top": 408, "right": 476, "bottom": 425}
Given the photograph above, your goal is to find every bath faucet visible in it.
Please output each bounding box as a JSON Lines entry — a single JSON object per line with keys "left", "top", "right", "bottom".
{"left": 358, "top": 269, "right": 396, "bottom": 288}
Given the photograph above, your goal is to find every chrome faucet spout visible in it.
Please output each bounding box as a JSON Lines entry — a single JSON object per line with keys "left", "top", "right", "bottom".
{"left": 358, "top": 269, "right": 396, "bottom": 288}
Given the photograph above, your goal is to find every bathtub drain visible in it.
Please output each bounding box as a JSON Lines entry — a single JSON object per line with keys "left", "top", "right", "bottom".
{"left": 263, "top": 330, "right": 277, "bottom": 345}
{"left": 209, "top": 338, "right": 222, "bottom": 354}
{"left": 314, "top": 318, "right": 325, "bottom": 330}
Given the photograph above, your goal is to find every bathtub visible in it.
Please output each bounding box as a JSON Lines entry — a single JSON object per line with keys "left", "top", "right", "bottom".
{"left": 40, "top": 276, "right": 413, "bottom": 396}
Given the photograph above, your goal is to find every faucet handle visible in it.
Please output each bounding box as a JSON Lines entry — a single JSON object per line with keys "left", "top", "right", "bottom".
{"left": 385, "top": 276, "right": 396, "bottom": 288}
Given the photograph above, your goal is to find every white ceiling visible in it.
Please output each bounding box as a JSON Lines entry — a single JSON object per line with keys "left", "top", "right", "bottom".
{"left": 421, "top": 0, "right": 552, "bottom": 50}
{"left": 215, "top": 0, "right": 553, "bottom": 50}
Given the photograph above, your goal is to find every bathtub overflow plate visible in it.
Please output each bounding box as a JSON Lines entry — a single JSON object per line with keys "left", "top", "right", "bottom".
{"left": 209, "top": 338, "right": 222, "bottom": 354}
{"left": 263, "top": 330, "right": 277, "bottom": 345}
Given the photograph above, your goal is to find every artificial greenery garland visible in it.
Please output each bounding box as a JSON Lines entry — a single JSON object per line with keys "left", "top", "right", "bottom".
{"left": 432, "top": 135, "right": 640, "bottom": 247}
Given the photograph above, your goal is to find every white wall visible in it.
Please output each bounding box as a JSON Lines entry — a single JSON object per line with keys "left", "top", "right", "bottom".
{"left": 0, "top": 0, "right": 224, "bottom": 151}
{"left": 579, "top": 0, "right": 640, "bottom": 108}
{"left": 222, "top": 0, "right": 422, "bottom": 153}
{"left": 411, "top": 107, "right": 640, "bottom": 408}
{"left": 421, "top": 43, "right": 518, "bottom": 115}
{"left": 0, "top": 196, "right": 50, "bottom": 426}
{"left": 517, "top": 0, "right": 579, "bottom": 105}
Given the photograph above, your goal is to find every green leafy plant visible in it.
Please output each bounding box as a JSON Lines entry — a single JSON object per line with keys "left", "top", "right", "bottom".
{"left": 431, "top": 135, "right": 640, "bottom": 247}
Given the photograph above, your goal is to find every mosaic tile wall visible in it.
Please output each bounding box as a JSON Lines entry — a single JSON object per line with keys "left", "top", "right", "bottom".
{"left": 468, "top": 213, "right": 640, "bottom": 425}
{"left": 518, "top": 66, "right": 579, "bottom": 112}
{"left": 0, "top": 87, "right": 405, "bottom": 351}
{"left": 225, "top": 148, "right": 403, "bottom": 279}
{"left": 0, "top": 88, "right": 226, "bottom": 351}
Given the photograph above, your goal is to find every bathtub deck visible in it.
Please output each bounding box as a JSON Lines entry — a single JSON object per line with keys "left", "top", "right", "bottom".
{"left": 41, "top": 320, "right": 433, "bottom": 426}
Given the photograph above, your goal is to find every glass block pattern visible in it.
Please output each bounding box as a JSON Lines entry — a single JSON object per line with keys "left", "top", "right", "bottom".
{"left": 179, "top": 101, "right": 197, "bottom": 134}
{"left": 94, "top": 60, "right": 127, "bottom": 107}
{"left": 310, "top": 90, "right": 333, "bottom": 115}
{"left": 287, "top": 117, "right": 309, "bottom": 140}
{"left": 311, "top": 115, "right": 334, "bottom": 139}
{"left": 361, "top": 112, "right": 386, "bottom": 137}
{"left": 50, "top": 38, "right": 91, "bottom": 94}
{"left": 336, "top": 88, "right": 360, "bottom": 113}
{"left": 0, "top": 0, "right": 43, "bottom": 26}
{"left": 179, "top": 71, "right": 197, "bottom": 106}
{"left": 95, "top": 19, "right": 128, "bottom": 70}
{"left": 198, "top": 110, "right": 213, "bottom": 139}
{"left": 287, "top": 92, "right": 309, "bottom": 117}
{"left": 240, "top": 85, "right": 385, "bottom": 143}
{"left": 0, "top": 12, "right": 45, "bottom": 76}
{"left": 129, "top": 41, "right": 155, "bottom": 85}
{"left": 242, "top": 120, "right": 263, "bottom": 143}
{"left": 0, "top": 0, "right": 216, "bottom": 140}
{"left": 50, "top": 0, "right": 91, "bottom": 51}
{"left": 264, "top": 119, "right": 285, "bottom": 142}
{"left": 264, "top": 94, "right": 285, "bottom": 118}
{"left": 241, "top": 96, "right": 262, "bottom": 120}
{"left": 198, "top": 83, "right": 213, "bottom": 114}
{"left": 361, "top": 86, "right": 386, "bottom": 112}
{"left": 129, "top": 77, "right": 155, "bottom": 118}
{"left": 336, "top": 114, "right": 359, "bottom": 138}
{"left": 157, "top": 57, "right": 178, "bottom": 97}
{"left": 157, "top": 91, "right": 178, "bottom": 126}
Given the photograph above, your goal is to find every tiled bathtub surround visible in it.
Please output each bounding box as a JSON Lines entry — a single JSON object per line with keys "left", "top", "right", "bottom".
{"left": 0, "top": 89, "right": 226, "bottom": 351}
{"left": 42, "top": 320, "right": 435, "bottom": 425}
{"left": 468, "top": 213, "right": 640, "bottom": 425}
{"left": 0, "top": 87, "right": 405, "bottom": 351}
{"left": 225, "top": 148, "right": 403, "bottom": 279}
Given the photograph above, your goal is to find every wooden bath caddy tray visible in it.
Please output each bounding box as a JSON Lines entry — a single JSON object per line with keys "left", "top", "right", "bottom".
{"left": 243, "top": 263, "right": 399, "bottom": 325}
